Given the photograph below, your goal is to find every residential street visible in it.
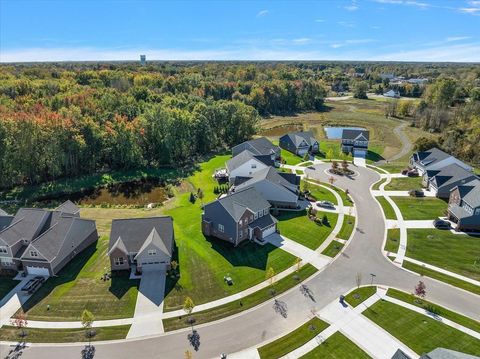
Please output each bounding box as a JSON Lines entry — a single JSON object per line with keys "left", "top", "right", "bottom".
{"left": 2, "top": 164, "right": 479, "bottom": 359}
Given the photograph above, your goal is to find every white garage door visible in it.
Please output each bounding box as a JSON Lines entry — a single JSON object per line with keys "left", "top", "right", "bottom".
{"left": 141, "top": 262, "right": 167, "bottom": 271}
{"left": 297, "top": 148, "right": 308, "bottom": 156}
{"left": 262, "top": 226, "right": 276, "bottom": 238}
{"left": 26, "top": 266, "right": 50, "bottom": 276}
{"left": 354, "top": 149, "right": 367, "bottom": 158}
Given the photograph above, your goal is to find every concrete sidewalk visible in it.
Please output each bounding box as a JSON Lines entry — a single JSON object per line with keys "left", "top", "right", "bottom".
{"left": 386, "top": 219, "right": 435, "bottom": 229}
{"left": 353, "top": 156, "right": 366, "bottom": 167}
{"left": 0, "top": 275, "right": 36, "bottom": 327}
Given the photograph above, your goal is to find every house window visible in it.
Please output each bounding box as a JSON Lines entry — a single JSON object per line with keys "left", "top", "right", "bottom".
{"left": 114, "top": 257, "right": 124, "bottom": 266}
{"left": 218, "top": 224, "right": 225, "bottom": 233}
{"left": 254, "top": 213, "right": 258, "bottom": 220}
{"left": 249, "top": 216, "right": 253, "bottom": 223}
{"left": 251, "top": 163, "right": 257, "bottom": 169}
{"left": 0, "top": 247, "right": 7, "bottom": 254}
{"left": 30, "top": 251, "right": 38, "bottom": 257}
{"left": 258, "top": 211, "right": 263, "bottom": 218}
{"left": 475, "top": 208, "right": 480, "bottom": 215}
{"left": 263, "top": 209, "right": 268, "bottom": 215}
{"left": 148, "top": 249, "right": 157, "bottom": 256}
{"left": 239, "top": 231, "right": 243, "bottom": 239}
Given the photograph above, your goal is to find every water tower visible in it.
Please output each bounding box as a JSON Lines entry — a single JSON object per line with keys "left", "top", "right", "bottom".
{"left": 140, "top": 54, "right": 146, "bottom": 65}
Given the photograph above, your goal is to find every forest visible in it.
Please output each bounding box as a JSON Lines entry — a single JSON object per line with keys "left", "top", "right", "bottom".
{"left": 0, "top": 61, "right": 479, "bottom": 189}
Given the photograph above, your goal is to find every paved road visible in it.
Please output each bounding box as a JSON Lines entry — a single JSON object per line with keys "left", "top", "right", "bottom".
{"left": 2, "top": 165, "right": 479, "bottom": 359}
{"left": 388, "top": 121, "right": 413, "bottom": 162}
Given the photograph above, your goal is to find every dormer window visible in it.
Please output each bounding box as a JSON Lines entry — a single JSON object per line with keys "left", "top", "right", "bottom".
{"left": 30, "top": 251, "right": 38, "bottom": 257}
{"left": 148, "top": 249, "right": 157, "bottom": 256}
{"left": 0, "top": 246, "right": 7, "bottom": 254}
{"left": 251, "top": 163, "right": 257, "bottom": 169}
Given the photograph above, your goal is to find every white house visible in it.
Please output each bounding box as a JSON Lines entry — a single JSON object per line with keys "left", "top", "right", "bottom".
{"left": 226, "top": 150, "right": 274, "bottom": 183}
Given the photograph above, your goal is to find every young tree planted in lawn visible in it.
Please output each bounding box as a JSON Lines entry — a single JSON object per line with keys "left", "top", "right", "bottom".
{"left": 355, "top": 272, "right": 362, "bottom": 289}
{"left": 266, "top": 267, "right": 276, "bottom": 286}
{"left": 331, "top": 161, "right": 339, "bottom": 170}
{"left": 303, "top": 153, "right": 310, "bottom": 161}
{"left": 327, "top": 148, "right": 334, "bottom": 160}
{"left": 81, "top": 309, "right": 95, "bottom": 345}
{"left": 184, "top": 350, "right": 193, "bottom": 359}
{"left": 183, "top": 296, "right": 195, "bottom": 317}
{"left": 328, "top": 176, "right": 337, "bottom": 185}
{"left": 295, "top": 257, "right": 302, "bottom": 272}
{"left": 10, "top": 313, "right": 28, "bottom": 339}
{"left": 189, "top": 192, "right": 196, "bottom": 203}
{"left": 197, "top": 188, "right": 204, "bottom": 206}
{"left": 341, "top": 160, "right": 349, "bottom": 171}
{"left": 303, "top": 176, "right": 310, "bottom": 193}
{"left": 414, "top": 281, "right": 426, "bottom": 303}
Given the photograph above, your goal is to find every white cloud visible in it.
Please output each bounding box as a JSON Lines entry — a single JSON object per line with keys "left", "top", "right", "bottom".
{"left": 373, "top": 0, "right": 431, "bottom": 8}
{"left": 344, "top": 1, "right": 359, "bottom": 11}
{"left": 337, "top": 21, "right": 355, "bottom": 27}
{"left": 292, "top": 38, "right": 311, "bottom": 45}
{"left": 445, "top": 36, "right": 471, "bottom": 42}
{"left": 257, "top": 10, "right": 269, "bottom": 17}
{"left": 458, "top": 7, "right": 480, "bottom": 14}
{"left": 314, "top": 19, "right": 325, "bottom": 22}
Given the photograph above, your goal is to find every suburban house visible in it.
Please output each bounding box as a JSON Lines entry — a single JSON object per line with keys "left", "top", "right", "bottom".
{"left": 232, "top": 167, "right": 300, "bottom": 209}
{"left": 279, "top": 131, "right": 319, "bottom": 156}
{"left": 202, "top": 187, "right": 277, "bottom": 246}
{"left": 383, "top": 89, "right": 400, "bottom": 98}
{"left": 232, "top": 137, "right": 280, "bottom": 161}
{"left": 108, "top": 216, "right": 174, "bottom": 273}
{"left": 447, "top": 179, "right": 480, "bottom": 232}
{"left": 393, "top": 347, "right": 478, "bottom": 359}
{"left": 423, "top": 163, "right": 478, "bottom": 198}
{"left": 226, "top": 150, "right": 274, "bottom": 183}
{"left": 0, "top": 201, "right": 98, "bottom": 276}
{"left": 410, "top": 148, "right": 472, "bottom": 175}
{"left": 341, "top": 129, "right": 370, "bottom": 157}
{"left": 0, "top": 209, "right": 13, "bottom": 231}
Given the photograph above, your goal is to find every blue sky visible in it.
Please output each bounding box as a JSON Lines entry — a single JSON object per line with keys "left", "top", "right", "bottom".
{"left": 1, "top": 0, "right": 479, "bottom": 62}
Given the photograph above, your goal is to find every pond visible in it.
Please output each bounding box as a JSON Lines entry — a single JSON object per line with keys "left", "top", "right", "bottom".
{"left": 324, "top": 126, "right": 366, "bottom": 139}
{"left": 41, "top": 179, "right": 170, "bottom": 206}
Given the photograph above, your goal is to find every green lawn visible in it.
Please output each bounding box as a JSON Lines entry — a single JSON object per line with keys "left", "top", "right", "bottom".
{"left": 299, "top": 161, "right": 314, "bottom": 167}
{"left": 281, "top": 149, "right": 304, "bottom": 165}
{"left": 385, "top": 177, "right": 423, "bottom": 191}
{"left": 306, "top": 182, "right": 338, "bottom": 205}
{"left": 18, "top": 238, "right": 139, "bottom": 321}
{"left": 378, "top": 162, "right": 409, "bottom": 174}
{"left": 0, "top": 276, "right": 18, "bottom": 300}
{"left": 376, "top": 196, "right": 396, "bottom": 219}
{"left": 276, "top": 210, "right": 338, "bottom": 250}
{"left": 0, "top": 325, "right": 130, "bottom": 343}
{"left": 345, "top": 286, "right": 376, "bottom": 307}
{"left": 391, "top": 197, "right": 448, "bottom": 220}
{"left": 386, "top": 288, "right": 480, "bottom": 333}
{"left": 163, "top": 264, "right": 317, "bottom": 331}
{"left": 301, "top": 331, "right": 371, "bottom": 359}
{"left": 363, "top": 300, "right": 480, "bottom": 356}
{"left": 406, "top": 229, "right": 480, "bottom": 281}
{"left": 309, "top": 180, "right": 352, "bottom": 205}
{"left": 321, "top": 240, "right": 344, "bottom": 257}
{"left": 372, "top": 179, "right": 386, "bottom": 190}
{"left": 384, "top": 228, "right": 400, "bottom": 254}
{"left": 337, "top": 214, "right": 355, "bottom": 240}
{"left": 258, "top": 317, "right": 329, "bottom": 359}
{"left": 402, "top": 261, "right": 480, "bottom": 295}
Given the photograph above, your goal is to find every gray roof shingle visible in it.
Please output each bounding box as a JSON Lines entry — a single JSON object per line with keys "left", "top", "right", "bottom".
{"left": 214, "top": 187, "right": 270, "bottom": 222}
{"left": 420, "top": 348, "right": 479, "bottom": 359}
{"left": 109, "top": 217, "right": 174, "bottom": 255}
{"left": 232, "top": 137, "right": 279, "bottom": 157}
{"left": 55, "top": 200, "right": 80, "bottom": 216}
{"left": 427, "top": 164, "right": 477, "bottom": 189}
{"left": 226, "top": 150, "right": 274, "bottom": 172}
{"left": 282, "top": 131, "right": 318, "bottom": 147}
{"left": 413, "top": 147, "right": 452, "bottom": 167}
{"left": 235, "top": 167, "right": 299, "bottom": 193}
{"left": 0, "top": 208, "right": 51, "bottom": 247}
{"left": 342, "top": 129, "right": 370, "bottom": 141}
{"left": 456, "top": 178, "right": 480, "bottom": 208}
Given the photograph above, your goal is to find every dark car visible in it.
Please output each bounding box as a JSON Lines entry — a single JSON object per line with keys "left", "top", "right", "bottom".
{"left": 408, "top": 189, "right": 424, "bottom": 197}
{"left": 407, "top": 169, "right": 419, "bottom": 177}
{"left": 433, "top": 218, "right": 451, "bottom": 230}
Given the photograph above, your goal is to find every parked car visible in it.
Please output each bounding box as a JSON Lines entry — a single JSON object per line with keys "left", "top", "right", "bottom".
{"left": 433, "top": 218, "right": 451, "bottom": 229}
{"left": 407, "top": 169, "right": 419, "bottom": 177}
{"left": 408, "top": 189, "right": 424, "bottom": 197}
{"left": 316, "top": 200, "right": 335, "bottom": 208}
{"left": 401, "top": 169, "right": 409, "bottom": 175}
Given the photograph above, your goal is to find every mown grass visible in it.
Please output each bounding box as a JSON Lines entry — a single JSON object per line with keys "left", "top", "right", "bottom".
{"left": 391, "top": 197, "right": 448, "bottom": 220}
{"left": 276, "top": 210, "right": 338, "bottom": 250}
{"left": 376, "top": 196, "right": 396, "bottom": 219}
{"left": 363, "top": 300, "right": 480, "bottom": 356}
{"left": 372, "top": 178, "right": 386, "bottom": 190}
{"left": 163, "top": 264, "right": 318, "bottom": 331}
{"left": 301, "top": 331, "right": 371, "bottom": 359}
{"left": 386, "top": 288, "right": 480, "bottom": 333}
{"left": 385, "top": 176, "right": 423, "bottom": 191}
{"left": 306, "top": 181, "right": 337, "bottom": 204}
{"left": 345, "top": 286, "right": 377, "bottom": 308}
{"left": 258, "top": 317, "right": 329, "bottom": 359}
{"left": 321, "top": 240, "right": 344, "bottom": 257}
{"left": 402, "top": 261, "right": 480, "bottom": 295}
{"left": 0, "top": 325, "right": 130, "bottom": 343}
{"left": 384, "top": 228, "right": 400, "bottom": 254}
{"left": 406, "top": 229, "right": 480, "bottom": 281}
{"left": 337, "top": 214, "right": 355, "bottom": 240}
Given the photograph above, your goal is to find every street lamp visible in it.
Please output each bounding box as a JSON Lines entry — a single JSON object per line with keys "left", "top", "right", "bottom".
{"left": 370, "top": 273, "right": 376, "bottom": 285}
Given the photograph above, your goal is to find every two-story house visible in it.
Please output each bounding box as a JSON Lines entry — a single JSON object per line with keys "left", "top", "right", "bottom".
{"left": 410, "top": 147, "right": 472, "bottom": 176}
{"left": 232, "top": 167, "right": 301, "bottom": 209}
{"left": 279, "top": 131, "right": 319, "bottom": 156}
{"left": 202, "top": 187, "right": 277, "bottom": 246}
{"left": 226, "top": 150, "right": 274, "bottom": 184}
{"left": 0, "top": 201, "right": 98, "bottom": 276}
{"left": 423, "top": 163, "right": 478, "bottom": 199}
{"left": 341, "top": 129, "right": 370, "bottom": 157}
{"left": 232, "top": 137, "right": 280, "bottom": 161}
{"left": 447, "top": 179, "right": 480, "bottom": 232}
{"left": 108, "top": 216, "right": 174, "bottom": 274}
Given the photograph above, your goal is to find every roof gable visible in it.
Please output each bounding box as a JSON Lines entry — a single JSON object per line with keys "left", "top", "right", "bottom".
{"left": 342, "top": 129, "right": 369, "bottom": 141}
{"left": 134, "top": 228, "right": 172, "bottom": 259}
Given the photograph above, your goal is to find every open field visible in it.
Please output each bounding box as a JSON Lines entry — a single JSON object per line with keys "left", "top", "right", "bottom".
{"left": 402, "top": 261, "right": 480, "bottom": 295}
{"left": 363, "top": 300, "right": 480, "bottom": 356}
{"left": 384, "top": 228, "right": 400, "bottom": 254}
{"left": 406, "top": 229, "right": 480, "bottom": 281}
{"left": 345, "top": 286, "right": 376, "bottom": 308}
{"left": 18, "top": 238, "right": 140, "bottom": 321}
{"left": 0, "top": 325, "right": 130, "bottom": 343}
{"left": 391, "top": 197, "right": 448, "bottom": 220}
{"left": 301, "top": 331, "right": 371, "bottom": 359}
{"left": 276, "top": 210, "right": 338, "bottom": 250}
{"left": 163, "top": 264, "right": 317, "bottom": 331}
{"left": 386, "top": 288, "right": 480, "bottom": 333}
{"left": 385, "top": 176, "right": 423, "bottom": 191}
{"left": 258, "top": 317, "right": 329, "bottom": 359}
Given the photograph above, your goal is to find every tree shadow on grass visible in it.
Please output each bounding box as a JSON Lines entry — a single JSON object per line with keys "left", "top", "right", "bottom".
{"left": 20, "top": 241, "right": 98, "bottom": 314}
{"left": 205, "top": 236, "right": 276, "bottom": 270}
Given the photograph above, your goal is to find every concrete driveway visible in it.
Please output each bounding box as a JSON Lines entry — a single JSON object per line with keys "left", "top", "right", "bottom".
{"left": 126, "top": 269, "right": 166, "bottom": 339}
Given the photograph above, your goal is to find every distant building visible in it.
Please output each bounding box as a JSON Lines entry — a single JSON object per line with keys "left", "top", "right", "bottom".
{"left": 140, "top": 54, "right": 146, "bottom": 65}
{"left": 279, "top": 131, "right": 320, "bottom": 156}
{"left": 383, "top": 89, "right": 400, "bottom": 98}
{"left": 341, "top": 129, "right": 369, "bottom": 157}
